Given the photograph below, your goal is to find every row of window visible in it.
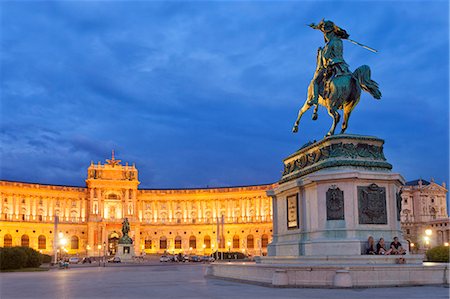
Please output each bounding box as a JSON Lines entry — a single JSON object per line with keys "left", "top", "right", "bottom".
{"left": 146, "top": 234, "right": 269, "bottom": 250}
{"left": 2, "top": 234, "right": 79, "bottom": 250}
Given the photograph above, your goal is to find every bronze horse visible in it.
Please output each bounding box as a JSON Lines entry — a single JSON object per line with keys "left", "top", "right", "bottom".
{"left": 292, "top": 41, "right": 382, "bottom": 137}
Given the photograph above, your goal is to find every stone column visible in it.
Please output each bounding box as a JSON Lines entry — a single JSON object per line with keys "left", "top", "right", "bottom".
{"left": 11, "top": 194, "right": 14, "bottom": 218}
{"left": 134, "top": 223, "right": 141, "bottom": 255}
{"left": 212, "top": 200, "right": 217, "bottom": 219}
{"left": 197, "top": 201, "right": 201, "bottom": 221}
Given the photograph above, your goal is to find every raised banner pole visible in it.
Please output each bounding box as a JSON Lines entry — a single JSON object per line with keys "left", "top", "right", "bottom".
{"left": 53, "top": 216, "right": 59, "bottom": 264}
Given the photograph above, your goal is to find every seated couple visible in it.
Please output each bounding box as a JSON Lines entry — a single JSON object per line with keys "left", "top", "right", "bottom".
{"left": 365, "top": 236, "right": 406, "bottom": 255}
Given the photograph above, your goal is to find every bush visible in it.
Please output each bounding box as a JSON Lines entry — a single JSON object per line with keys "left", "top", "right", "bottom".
{"left": 17, "top": 247, "right": 43, "bottom": 268}
{"left": 0, "top": 247, "right": 27, "bottom": 270}
{"left": 41, "top": 254, "right": 52, "bottom": 263}
{"left": 426, "top": 245, "right": 449, "bottom": 262}
{"left": 0, "top": 247, "right": 43, "bottom": 270}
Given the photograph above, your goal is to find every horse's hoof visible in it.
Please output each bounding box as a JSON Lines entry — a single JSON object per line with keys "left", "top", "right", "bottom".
{"left": 292, "top": 126, "right": 298, "bottom": 133}
{"left": 312, "top": 113, "right": 318, "bottom": 121}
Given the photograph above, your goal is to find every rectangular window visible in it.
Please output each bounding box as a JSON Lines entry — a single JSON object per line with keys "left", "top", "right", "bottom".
{"left": 160, "top": 239, "right": 167, "bottom": 249}
{"left": 145, "top": 240, "right": 152, "bottom": 249}
{"left": 175, "top": 238, "right": 182, "bottom": 249}
{"left": 38, "top": 237, "right": 46, "bottom": 249}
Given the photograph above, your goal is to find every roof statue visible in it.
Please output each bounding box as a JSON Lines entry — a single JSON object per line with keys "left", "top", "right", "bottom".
{"left": 106, "top": 149, "right": 121, "bottom": 167}
{"left": 292, "top": 19, "right": 382, "bottom": 137}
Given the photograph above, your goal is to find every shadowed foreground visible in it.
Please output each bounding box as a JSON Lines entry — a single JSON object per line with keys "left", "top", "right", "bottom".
{"left": 0, "top": 264, "right": 448, "bottom": 299}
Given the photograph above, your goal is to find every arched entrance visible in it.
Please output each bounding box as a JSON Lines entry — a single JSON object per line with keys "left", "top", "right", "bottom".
{"left": 108, "top": 232, "right": 120, "bottom": 255}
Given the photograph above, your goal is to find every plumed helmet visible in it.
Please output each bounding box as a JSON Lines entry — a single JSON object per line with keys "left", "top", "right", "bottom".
{"left": 315, "top": 19, "right": 350, "bottom": 39}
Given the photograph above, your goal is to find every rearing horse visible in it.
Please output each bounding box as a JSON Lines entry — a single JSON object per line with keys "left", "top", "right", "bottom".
{"left": 292, "top": 21, "right": 382, "bottom": 137}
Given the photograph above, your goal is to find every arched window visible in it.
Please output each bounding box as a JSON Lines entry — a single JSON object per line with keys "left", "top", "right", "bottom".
{"left": 38, "top": 235, "right": 46, "bottom": 249}
{"left": 233, "top": 235, "right": 240, "bottom": 249}
{"left": 261, "top": 234, "right": 269, "bottom": 248}
{"left": 205, "top": 211, "right": 211, "bottom": 224}
{"left": 71, "top": 236, "right": 79, "bottom": 249}
{"left": 21, "top": 234, "right": 29, "bottom": 247}
{"left": 107, "top": 194, "right": 118, "bottom": 200}
{"left": 70, "top": 210, "right": 78, "bottom": 222}
{"left": 189, "top": 235, "right": 196, "bottom": 249}
{"left": 204, "top": 235, "right": 211, "bottom": 249}
{"left": 38, "top": 209, "right": 44, "bottom": 221}
{"left": 176, "top": 212, "right": 182, "bottom": 224}
{"left": 247, "top": 235, "right": 254, "bottom": 249}
{"left": 160, "top": 236, "right": 167, "bottom": 249}
{"left": 4, "top": 234, "right": 12, "bottom": 247}
{"left": 160, "top": 212, "right": 167, "bottom": 224}
{"left": 175, "top": 236, "right": 182, "bottom": 249}
{"left": 145, "top": 239, "right": 152, "bottom": 249}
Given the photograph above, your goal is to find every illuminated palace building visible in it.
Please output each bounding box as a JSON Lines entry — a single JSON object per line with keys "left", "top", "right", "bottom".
{"left": 0, "top": 153, "right": 448, "bottom": 257}
{"left": 0, "top": 153, "right": 275, "bottom": 257}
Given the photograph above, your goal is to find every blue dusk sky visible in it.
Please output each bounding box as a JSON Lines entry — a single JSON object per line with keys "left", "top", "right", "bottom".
{"left": 1, "top": 1, "right": 449, "bottom": 190}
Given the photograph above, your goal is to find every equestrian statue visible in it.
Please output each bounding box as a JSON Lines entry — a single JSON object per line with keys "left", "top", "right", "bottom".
{"left": 292, "top": 19, "right": 382, "bottom": 137}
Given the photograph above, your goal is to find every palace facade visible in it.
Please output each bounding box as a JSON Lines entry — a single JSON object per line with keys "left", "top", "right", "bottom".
{"left": 400, "top": 179, "right": 449, "bottom": 249}
{"left": 1, "top": 153, "right": 448, "bottom": 257}
{"left": 0, "top": 153, "right": 275, "bottom": 257}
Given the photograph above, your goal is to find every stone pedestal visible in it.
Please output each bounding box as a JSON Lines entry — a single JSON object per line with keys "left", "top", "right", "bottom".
{"left": 266, "top": 134, "right": 407, "bottom": 259}
{"left": 115, "top": 244, "right": 135, "bottom": 262}
{"left": 208, "top": 134, "right": 448, "bottom": 287}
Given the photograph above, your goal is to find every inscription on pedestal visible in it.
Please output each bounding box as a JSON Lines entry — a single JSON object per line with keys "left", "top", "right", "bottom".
{"left": 358, "top": 183, "right": 387, "bottom": 224}
{"left": 326, "top": 186, "right": 344, "bottom": 220}
{"left": 287, "top": 194, "right": 299, "bottom": 229}
{"left": 396, "top": 189, "right": 403, "bottom": 221}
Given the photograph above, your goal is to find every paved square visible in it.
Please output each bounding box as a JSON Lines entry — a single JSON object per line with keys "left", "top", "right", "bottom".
{"left": 1, "top": 264, "right": 448, "bottom": 299}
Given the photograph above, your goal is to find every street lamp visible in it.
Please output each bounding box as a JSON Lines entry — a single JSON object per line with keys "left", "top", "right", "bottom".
{"left": 103, "top": 242, "right": 106, "bottom": 267}
{"left": 424, "top": 229, "right": 433, "bottom": 249}
{"left": 59, "top": 234, "right": 67, "bottom": 262}
{"left": 202, "top": 244, "right": 206, "bottom": 256}
{"left": 86, "top": 244, "right": 91, "bottom": 257}
{"left": 97, "top": 244, "right": 102, "bottom": 266}
{"left": 227, "top": 241, "right": 231, "bottom": 261}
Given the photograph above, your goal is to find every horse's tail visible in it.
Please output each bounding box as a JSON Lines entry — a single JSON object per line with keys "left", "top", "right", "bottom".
{"left": 353, "top": 65, "right": 382, "bottom": 99}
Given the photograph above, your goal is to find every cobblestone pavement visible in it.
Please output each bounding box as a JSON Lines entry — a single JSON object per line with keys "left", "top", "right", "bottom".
{"left": 1, "top": 263, "right": 448, "bottom": 299}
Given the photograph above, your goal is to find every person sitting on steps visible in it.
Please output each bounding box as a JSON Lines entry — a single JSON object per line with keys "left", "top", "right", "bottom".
{"left": 390, "top": 237, "right": 406, "bottom": 255}
{"left": 365, "top": 236, "right": 376, "bottom": 255}
{"left": 377, "top": 237, "right": 393, "bottom": 255}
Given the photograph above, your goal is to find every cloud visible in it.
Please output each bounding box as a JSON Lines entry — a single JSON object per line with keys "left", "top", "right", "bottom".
{"left": 0, "top": 1, "right": 448, "bottom": 189}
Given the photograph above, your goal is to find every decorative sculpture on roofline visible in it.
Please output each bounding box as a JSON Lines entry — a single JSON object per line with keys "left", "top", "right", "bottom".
{"left": 292, "top": 19, "right": 382, "bottom": 137}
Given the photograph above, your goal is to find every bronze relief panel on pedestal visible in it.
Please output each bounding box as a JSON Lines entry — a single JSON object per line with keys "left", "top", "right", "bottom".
{"left": 326, "top": 186, "right": 344, "bottom": 220}
{"left": 358, "top": 183, "right": 387, "bottom": 224}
